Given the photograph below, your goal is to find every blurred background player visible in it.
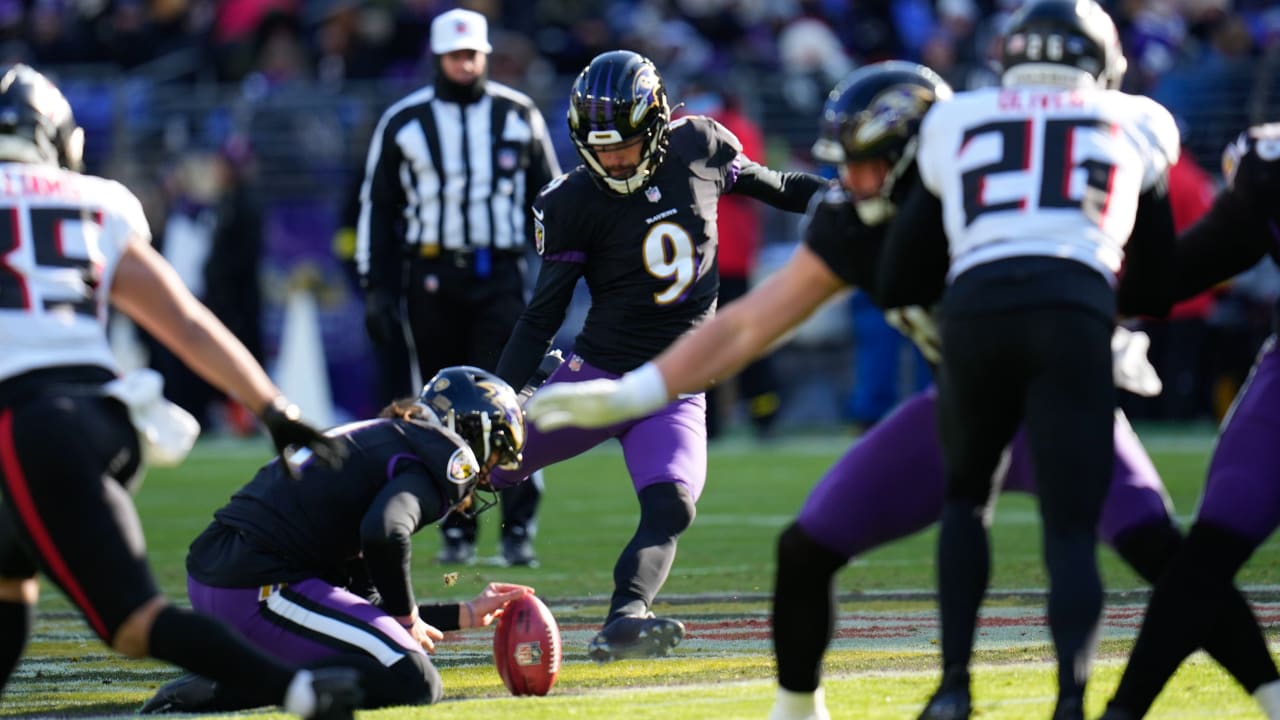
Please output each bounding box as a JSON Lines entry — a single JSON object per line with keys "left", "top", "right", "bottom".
{"left": 142, "top": 366, "right": 536, "bottom": 713}
{"left": 876, "top": 1, "right": 1181, "bottom": 717}
{"left": 355, "top": 9, "right": 559, "bottom": 568}
{"left": 0, "top": 63, "right": 358, "bottom": 719}
{"left": 490, "top": 50, "right": 824, "bottom": 662}
{"left": 522, "top": 61, "right": 1276, "bottom": 720}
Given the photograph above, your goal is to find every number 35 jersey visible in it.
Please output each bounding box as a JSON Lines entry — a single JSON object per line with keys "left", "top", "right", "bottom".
{"left": 0, "top": 162, "right": 149, "bottom": 382}
{"left": 916, "top": 86, "right": 1180, "bottom": 283}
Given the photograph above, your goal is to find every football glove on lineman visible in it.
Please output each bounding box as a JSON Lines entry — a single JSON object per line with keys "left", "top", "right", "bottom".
{"left": 260, "top": 396, "right": 346, "bottom": 477}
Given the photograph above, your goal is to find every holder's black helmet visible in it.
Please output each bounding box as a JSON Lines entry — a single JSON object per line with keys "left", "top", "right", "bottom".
{"left": 417, "top": 366, "right": 525, "bottom": 473}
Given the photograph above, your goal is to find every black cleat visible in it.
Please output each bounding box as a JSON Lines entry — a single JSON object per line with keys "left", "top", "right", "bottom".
{"left": 1052, "top": 695, "right": 1084, "bottom": 720}
{"left": 436, "top": 538, "right": 477, "bottom": 566}
{"left": 588, "top": 613, "right": 685, "bottom": 662}
{"left": 917, "top": 677, "right": 971, "bottom": 720}
{"left": 140, "top": 673, "right": 217, "bottom": 714}
{"left": 300, "top": 667, "right": 362, "bottom": 720}
{"left": 501, "top": 536, "right": 538, "bottom": 567}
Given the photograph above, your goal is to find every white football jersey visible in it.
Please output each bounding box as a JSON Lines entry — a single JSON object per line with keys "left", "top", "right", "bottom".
{"left": 916, "top": 86, "right": 1179, "bottom": 283}
{"left": 0, "top": 162, "right": 149, "bottom": 382}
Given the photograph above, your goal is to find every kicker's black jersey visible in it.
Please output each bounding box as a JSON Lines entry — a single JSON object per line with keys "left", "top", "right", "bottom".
{"left": 496, "top": 115, "right": 822, "bottom": 386}
{"left": 186, "top": 417, "right": 475, "bottom": 617}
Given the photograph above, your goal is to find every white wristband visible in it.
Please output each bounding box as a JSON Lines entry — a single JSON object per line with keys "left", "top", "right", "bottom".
{"left": 614, "top": 362, "right": 670, "bottom": 417}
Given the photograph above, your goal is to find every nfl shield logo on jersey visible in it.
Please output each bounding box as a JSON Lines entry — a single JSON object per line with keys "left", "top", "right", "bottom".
{"left": 645, "top": 186, "right": 662, "bottom": 203}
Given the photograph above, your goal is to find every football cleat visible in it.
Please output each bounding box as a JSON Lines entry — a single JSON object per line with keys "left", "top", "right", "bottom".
{"left": 301, "top": 667, "right": 362, "bottom": 720}
{"left": 587, "top": 613, "right": 684, "bottom": 662}
{"left": 501, "top": 536, "right": 538, "bottom": 567}
{"left": 140, "top": 673, "right": 217, "bottom": 714}
{"left": 436, "top": 538, "right": 477, "bottom": 566}
{"left": 917, "top": 669, "right": 971, "bottom": 720}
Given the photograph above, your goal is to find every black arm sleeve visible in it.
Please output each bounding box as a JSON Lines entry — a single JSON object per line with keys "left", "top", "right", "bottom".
{"left": 1168, "top": 189, "right": 1271, "bottom": 303}
{"left": 495, "top": 259, "right": 582, "bottom": 387}
{"left": 417, "top": 603, "right": 462, "bottom": 632}
{"left": 1116, "top": 178, "right": 1178, "bottom": 318}
{"left": 876, "top": 182, "right": 949, "bottom": 309}
{"left": 729, "top": 161, "right": 826, "bottom": 213}
{"left": 359, "top": 469, "right": 444, "bottom": 618}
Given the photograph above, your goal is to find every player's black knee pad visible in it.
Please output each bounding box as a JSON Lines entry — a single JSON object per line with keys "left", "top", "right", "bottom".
{"left": 1111, "top": 520, "right": 1183, "bottom": 585}
{"left": 637, "top": 483, "right": 696, "bottom": 539}
{"left": 776, "top": 523, "right": 847, "bottom": 579}
{"left": 383, "top": 652, "right": 443, "bottom": 706}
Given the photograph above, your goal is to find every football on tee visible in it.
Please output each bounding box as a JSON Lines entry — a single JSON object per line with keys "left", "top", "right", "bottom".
{"left": 493, "top": 593, "right": 562, "bottom": 696}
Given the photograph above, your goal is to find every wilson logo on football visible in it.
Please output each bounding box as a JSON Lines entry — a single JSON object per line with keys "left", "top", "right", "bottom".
{"left": 514, "top": 641, "right": 543, "bottom": 666}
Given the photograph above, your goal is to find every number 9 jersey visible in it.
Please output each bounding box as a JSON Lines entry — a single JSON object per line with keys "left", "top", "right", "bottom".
{"left": 915, "top": 85, "right": 1180, "bottom": 283}
{"left": 0, "top": 162, "right": 150, "bottom": 382}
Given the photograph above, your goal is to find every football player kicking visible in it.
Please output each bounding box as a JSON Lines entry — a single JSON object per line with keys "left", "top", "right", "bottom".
{"left": 142, "top": 366, "right": 536, "bottom": 713}
{"left": 1097, "top": 127, "right": 1280, "bottom": 720}
{"left": 489, "top": 50, "right": 825, "bottom": 662}
{"left": 524, "top": 61, "right": 1280, "bottom": 719}
{"left": 0, "top": 65, "right": 360, "bottom": 718}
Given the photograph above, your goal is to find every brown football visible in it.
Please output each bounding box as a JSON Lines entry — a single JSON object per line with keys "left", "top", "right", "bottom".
{"left": 493, "top": 593, "right": 562, "bottom": 696}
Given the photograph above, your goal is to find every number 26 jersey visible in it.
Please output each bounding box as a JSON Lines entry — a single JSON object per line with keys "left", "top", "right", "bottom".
{"left": 916, "top": 86, "right": 1180, "bottom": 284}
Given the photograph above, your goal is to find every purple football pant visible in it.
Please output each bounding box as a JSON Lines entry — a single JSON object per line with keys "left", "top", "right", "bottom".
{"left": 188, "top": 576, "right": 425, "bottom": 666}
{"left": 797, "top": 386, "right": 1172, "bottom": 559}
{"left": 1197, "top": 335, "right": 1280, "bottom": 545}
{"left": 490, "top": 354, "right": 707, "bottom": 500}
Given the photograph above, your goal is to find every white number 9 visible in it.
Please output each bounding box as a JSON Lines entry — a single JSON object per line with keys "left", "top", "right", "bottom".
{"left": 643, "top": 221, "right": 696, "bottom": 305}
{"left": 1256, "top": 138, "right": 1280, "bottom": 162}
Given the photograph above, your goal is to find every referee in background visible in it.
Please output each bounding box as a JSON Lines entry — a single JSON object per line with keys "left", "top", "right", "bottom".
{"left": 356, "top": 8, "right": 560, "bottom": 567}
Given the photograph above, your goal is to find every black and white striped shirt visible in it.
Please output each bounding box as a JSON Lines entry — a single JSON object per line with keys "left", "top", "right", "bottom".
{"left": 356, "top": 80, "right": 559, "bottom": 292}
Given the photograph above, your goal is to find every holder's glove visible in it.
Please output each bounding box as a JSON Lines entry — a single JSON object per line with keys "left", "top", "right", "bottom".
{"left": 259, "top": 396, "right": 346, "bottom": 477}
{"left": 363, "top": 289, "right": 402, "bottom": 346}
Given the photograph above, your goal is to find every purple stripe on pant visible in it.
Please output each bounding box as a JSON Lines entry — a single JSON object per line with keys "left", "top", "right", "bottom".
{"left": 1197, "top": 335, "right": 1280, "bottom": 544}
{"left": 490, "top": 355, "right": 707, "bottom": 500}
{"left": 188, "top": 576, "right": 423, "bottom": 665}
{"left": 797, "top": 386, "right": 1172, "bottom": 559}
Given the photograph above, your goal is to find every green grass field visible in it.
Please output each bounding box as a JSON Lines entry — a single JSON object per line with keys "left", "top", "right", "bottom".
{"left": 3, "top": 426, "right": 1278, "bottom": 718}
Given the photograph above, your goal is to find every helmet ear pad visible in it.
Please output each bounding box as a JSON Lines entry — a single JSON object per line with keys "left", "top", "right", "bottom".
{"left": 568, "top": 50, "right": 671, "bottom": 195}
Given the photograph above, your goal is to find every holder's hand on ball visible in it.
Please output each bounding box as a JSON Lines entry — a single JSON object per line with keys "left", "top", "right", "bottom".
{"left": 464, "top": 583, "right": 535, "bottom": 628}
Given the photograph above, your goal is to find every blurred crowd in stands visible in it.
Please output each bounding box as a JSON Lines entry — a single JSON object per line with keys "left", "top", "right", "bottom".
{"left": 6, "top": 0, "right": 1278, "bottom": 431}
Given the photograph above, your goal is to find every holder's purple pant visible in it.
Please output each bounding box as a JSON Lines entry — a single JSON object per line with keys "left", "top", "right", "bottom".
{"left": 491, "top": 355, "right": 707, "bottom": 500}
{"left": 188, "top": 577, "right": 424, "bottom": 666}
{"left": 797, "top": 385, "right": 1172, "bottom": 559}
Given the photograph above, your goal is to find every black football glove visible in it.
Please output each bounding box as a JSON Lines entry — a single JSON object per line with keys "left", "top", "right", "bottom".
{"left": 260, "top": 396, "right": 346, "bottom": 477}
{"left": 517, "top": 349, "right": 565, "bottom": 405}
{"left": 363, "top": 289, "right": 402, "bottom": 347}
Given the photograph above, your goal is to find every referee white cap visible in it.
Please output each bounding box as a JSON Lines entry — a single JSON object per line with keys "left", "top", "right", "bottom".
{"left": 430, "top": 9, "right": 493, "bottom": 55}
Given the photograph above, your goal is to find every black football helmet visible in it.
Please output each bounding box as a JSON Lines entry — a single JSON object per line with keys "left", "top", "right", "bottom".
{"left": 418, "top": 366, "right": 525, "bottom": 473}
{"left": 1001, "top": 0, "right": 1127, "bottom": 90}
{"left": 812, "top": 61, "right": 952, "bottom": 225}
{"left": 567, "top": 50, "right": 671, "bottom": 195}
{"left": 0, "top": 64, "right": 83, "bottom": 171}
